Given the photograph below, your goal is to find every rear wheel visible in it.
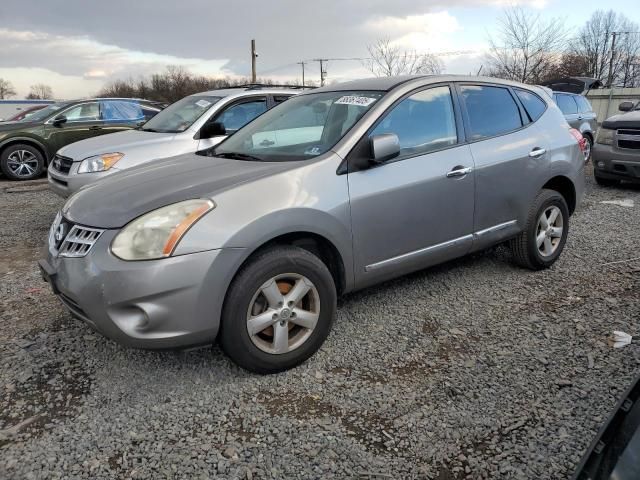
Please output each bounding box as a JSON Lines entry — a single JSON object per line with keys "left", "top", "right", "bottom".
{"left": 583, "top": 134, "right": 593, "bottom": 162}
{"left": 219, "top": 246, "right": 337, "bottom": 374}
{"left": 0, "top": 144, "right": 45, "bottom": 180}
{"left": 594, "top": 174, "right": 619, "bottom": 187}
{"left": 510, "top": 189, "right": 569, "bottom": 270}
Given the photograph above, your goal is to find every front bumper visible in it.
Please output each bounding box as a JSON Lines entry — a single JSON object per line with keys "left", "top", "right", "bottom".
{"left": 48, "top": 162, "right": 119, "bottom": 198}
{"left": 592, "top": 143, "right": 640, "bottom": 182}
{"left": 39, "top": 230, "right": 246, "bottom": 349}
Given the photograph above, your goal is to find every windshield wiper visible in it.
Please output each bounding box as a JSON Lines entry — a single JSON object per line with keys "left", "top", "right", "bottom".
{"left": 140, "top": 127, "right": 159, "bottom": 132}
{"left": 215, "top": 152, "right": 263, "bottom": 162}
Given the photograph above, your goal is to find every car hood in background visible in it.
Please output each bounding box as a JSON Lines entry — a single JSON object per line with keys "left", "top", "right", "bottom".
{"left": 58, "top": 129, "right": 178, "bottom": 161}
{"left": 62, "top": 153, "right": 304, "bottom": 229}
{"left": 602, "top": 110, "right": 640, "bottom": 130}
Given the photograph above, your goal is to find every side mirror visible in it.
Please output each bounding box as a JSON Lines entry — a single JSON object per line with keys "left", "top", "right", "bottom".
{"left": 199, "top": 122, "right": 226, "bottom": 139}
{"left": 52, "top": 115, "right": 67, "bottom": 127}
{"left": 370, "top": 133, "right": 400, "bottom": 163}
{"left": 618, "top": 101, "right": 634, "bottom": 112}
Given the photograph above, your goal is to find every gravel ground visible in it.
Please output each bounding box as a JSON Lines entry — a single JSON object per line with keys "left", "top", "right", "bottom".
{"left": 1, "top": 167, "right": 639, "bottom": 480}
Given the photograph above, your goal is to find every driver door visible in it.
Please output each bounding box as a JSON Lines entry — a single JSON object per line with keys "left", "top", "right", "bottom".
{"left": 44, "top": 102, "right": 104, "bottom": 152}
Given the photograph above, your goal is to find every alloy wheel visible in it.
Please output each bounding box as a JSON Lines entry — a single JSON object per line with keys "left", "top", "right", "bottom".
{"left": 246, "top": 273, "right": 320, "bottom": 354}
{"left": 6, "top": 150, "right": 39, "bottom": 178}
{"left": 536, "top": 206, "right": 563, "bottom": 257}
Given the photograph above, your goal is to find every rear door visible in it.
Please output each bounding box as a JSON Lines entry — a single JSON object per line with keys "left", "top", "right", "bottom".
{"left": 555, "top": 93, "right": 580, "bottom": 128}
{"left": 348, "top": 84, "right": 475, "bottom": 286}
{"left": 44, "top": 101, "right": 103, "bottom": 153}
{"left": 99, "top": 100, "right": 146, "bottom": 135}
{"left": 574, "top": 95, "right": 598, "bottom": 136}
{"left": 458, "top": 83, "right": 549, "bottom": 249}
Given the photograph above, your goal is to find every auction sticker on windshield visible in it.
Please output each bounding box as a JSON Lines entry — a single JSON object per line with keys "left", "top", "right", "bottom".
{"left": 335, "top": 96, "right": 378, "bottom": 107}
{"left": 195, "top": 99, "right": 212, "bottom": 108}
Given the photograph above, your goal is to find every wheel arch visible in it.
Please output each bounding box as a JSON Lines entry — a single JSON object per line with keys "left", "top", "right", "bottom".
{"left": 542, "top": 175, "right": 576, "bottom": 214}
{"left": 0, "top": 137, "right": 51, "bottom": 165}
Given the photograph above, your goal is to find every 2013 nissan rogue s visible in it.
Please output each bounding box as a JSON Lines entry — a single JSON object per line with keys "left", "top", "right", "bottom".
{"left": 39, "top": 76, "right": 586, "bottom": 373}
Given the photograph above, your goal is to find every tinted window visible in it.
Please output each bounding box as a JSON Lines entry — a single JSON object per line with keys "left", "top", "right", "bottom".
{"left": 370, "top": 86, "right": 457, "bottom": 156}
{"left": 215, "top": 99, "right": 267, "bottom": 132}
{"left": 101, "top": 101, "right": 144, "bottom": 122}
{"left": 460, "top": 85, "right": 522, "bottom": 139}
{"left": 63, "top": 102, "right": 100, "bottom": 122}
{"left": 515, "top": 89, "right": 547, "bottom": 122}
{"left": 555, "top": 94, "right": 578, "bottom": 115}
{"left": 575, "top": 95, "right": 593, "bottom": 114}
{"left": 273, "top": 95, "right": 293, "bottom": 105}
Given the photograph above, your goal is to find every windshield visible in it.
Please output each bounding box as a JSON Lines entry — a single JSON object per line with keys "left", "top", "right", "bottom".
{"left": 141, "top": 95, "right": 221, "bottom": 133}
{"left": 212, "top": 90, "right": 385, "bottom": 162}
{"left": 22, "top": 103, "right": 69, "bottom": 122}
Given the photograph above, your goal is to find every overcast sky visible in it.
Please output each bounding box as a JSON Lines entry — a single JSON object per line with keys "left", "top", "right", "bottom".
{"left": 1, "top": 0, "right": 639, "bottom": 98}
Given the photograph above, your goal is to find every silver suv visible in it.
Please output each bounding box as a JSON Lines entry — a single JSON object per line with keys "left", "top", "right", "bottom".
{"left": 39, "top": 76, "right": 585, "bottom": 373}
{"left": 48, "top": 86, "right": 301, "bottom": 197}
{"left": 552, "top": 91, "right": 597, "bottom": 161}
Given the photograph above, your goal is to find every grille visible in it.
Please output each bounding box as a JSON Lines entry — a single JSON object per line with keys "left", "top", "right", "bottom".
{"left": 51, "top": 154, "right": 74, "bottom": 174}
{"left": 617, "top": 129, "right": 640, "bottom": 150}
{"left": 49, "top": 213, "right": 103, "bottom": 258}
{"left": 618, "top": 140, "right": 640, "bottom": 150}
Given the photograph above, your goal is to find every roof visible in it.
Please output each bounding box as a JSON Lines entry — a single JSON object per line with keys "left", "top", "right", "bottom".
{"left": 193, "top": 87, "right": 308, "bottom": 97}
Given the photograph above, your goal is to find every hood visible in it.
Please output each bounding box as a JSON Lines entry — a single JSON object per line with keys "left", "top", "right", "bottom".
{"left": 58, "top": 129, "right": 177, "bottom": 160}
{"left": 0, "top": 121, "right": 41, "bottom": 132}
{"left": 62, "top": 153, "right": 303, "bottom": 229}
{"left": 602, "top": 110, "right": 640, "bottom": 130}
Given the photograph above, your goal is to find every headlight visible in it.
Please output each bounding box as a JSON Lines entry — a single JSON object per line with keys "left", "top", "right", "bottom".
{"left": 111, "top": 199, "right": 215, "bottom": 260}
{"left": 595, "top": 128, "right": 614, "bottom": 145}
{"left": 77, "top": 153, "right": 124, "bottom": 173}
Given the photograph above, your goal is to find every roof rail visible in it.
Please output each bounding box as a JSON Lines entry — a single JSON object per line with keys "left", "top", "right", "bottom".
{"left": 237, "top": 84, "right": 316, "bottom": 90}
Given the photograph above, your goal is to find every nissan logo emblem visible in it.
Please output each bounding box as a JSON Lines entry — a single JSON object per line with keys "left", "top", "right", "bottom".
{"left": 54, "top": 223, "right": 67, "bottom": 242}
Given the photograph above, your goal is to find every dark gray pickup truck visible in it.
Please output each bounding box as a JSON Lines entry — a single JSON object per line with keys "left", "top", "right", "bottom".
{"left": 592, "top": 101, "right": 640, "bottom": 186}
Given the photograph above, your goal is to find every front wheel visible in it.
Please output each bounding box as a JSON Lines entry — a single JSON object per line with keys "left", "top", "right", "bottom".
{"left": 510, "top": 189, "right": 569, "bottom": 270}
{"left": 219, "top": 246, "right": 337, "bottom": 374}
{"left": 0, "top": 144, "right": 45, "bottom": 180}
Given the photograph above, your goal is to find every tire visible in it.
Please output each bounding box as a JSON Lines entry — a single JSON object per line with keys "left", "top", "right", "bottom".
{"left": 583, "top": 134, "right": 593, "bottom": 163}
{"left": 594, "top": 174, "right": 619, "bottom": 187}
{"left": 509, "top": 189, "right": 570, "bottom": 270}
{"left": 219, "top": 245, "right": 337, "bottom": 374}
{"left": 0, "top": 143, "right": 45, "bottom": 180}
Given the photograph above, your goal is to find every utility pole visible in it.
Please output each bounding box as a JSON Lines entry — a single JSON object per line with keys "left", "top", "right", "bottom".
{"left": 251, "top": 39, "right": 257, "bottom": 83}
{"left": 607, "top": 32, "right": 617, "bottom": 88}
{"left": 313, "top": 59, "right": 328, "bottom": 86}
{"left": 297, "top": 61, "right": 307, "bottom": 86}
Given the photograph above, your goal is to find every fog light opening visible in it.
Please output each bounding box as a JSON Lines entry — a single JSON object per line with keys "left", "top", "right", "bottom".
{"left": 597, "top": 161, "right": 605, "bottom": 168}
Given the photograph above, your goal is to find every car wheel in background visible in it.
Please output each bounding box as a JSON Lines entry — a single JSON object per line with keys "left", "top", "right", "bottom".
{"left": 219, "top": 245, "right": 337, "bottom": 374}
{"left": 510, "top": 189, "right": 570, "bottom": 270}
{"left": 583, "top": 135, "right": 592, "bottom": 162}
{"left": 0, "top": 144, "right": 45, "bottom": 180}
{"left": 594, "top": 174, "right": 619, "bottom": 187}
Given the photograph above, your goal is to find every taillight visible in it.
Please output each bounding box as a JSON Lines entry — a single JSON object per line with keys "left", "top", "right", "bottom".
{"left": 569, "top": 128, "right": 587, "bottom": 153}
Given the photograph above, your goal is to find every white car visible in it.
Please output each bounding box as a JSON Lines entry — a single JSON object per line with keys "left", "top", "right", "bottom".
{"left": 48, "top": 86, "right": 301, "bottom": 197}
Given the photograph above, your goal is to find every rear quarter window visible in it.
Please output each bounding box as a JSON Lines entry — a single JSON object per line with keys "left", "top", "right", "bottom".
{"left": 515, "top": 89, "right": 547, "bottom": 122}
{"left": 555, "top": 94, "right": 578, "bottom": 115}
{"left": 460, "top": 85, "right": 523, "bottom": 140}
{"left": 575, "top": 95, "right": 593, "bottom": 114}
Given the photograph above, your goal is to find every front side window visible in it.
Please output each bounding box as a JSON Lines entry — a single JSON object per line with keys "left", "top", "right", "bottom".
{"left": 370, "top": 86, "right": 457, "bottom": 157}
{"left": 101, "top": 100, "right": 144, "bottom": 122}
{"left": 555, "top": 94, "right": 578, "bottom": 115}
{"left": 62, "top": 102, "right": 100, "bottom": 122}
{"left": 214, "top": 99, "right": 267, "bottom": 132}
{"left": 515, "top": 89, "right": 547, "bottom": 122}
{"left": 460, "top": 85, "right": 522, "bottom": 139}
{"left": 141, "top": 95, "right": 221, "bottom": 133}
{"left": 213, "top": 90, "right": 384, "bottom": 162}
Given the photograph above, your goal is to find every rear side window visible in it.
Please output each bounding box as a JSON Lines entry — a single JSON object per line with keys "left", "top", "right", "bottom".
{"left": 273, "top": 95, "right": 292, "bottom": 105}
{"left": 575, "top": 95, "right": 593, "bottom": 113}
{"left": 555, "top": 94, "right": 578, "bottom": 115}
{"left": 101, "top": 101, "right": 144, "bottom": 122}
{"left": 460, "top": 85, "right": 522, "bottom": 139}
{"left": 515, "top": 89, "right": 546, "bottom": 122}
{"left": 370, "top": 85, "right": 457, "bottom": 157}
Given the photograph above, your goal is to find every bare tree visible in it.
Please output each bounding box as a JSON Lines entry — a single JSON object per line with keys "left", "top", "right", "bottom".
{"left": 26, "top": 83, "right": 54, "bottom": 99}
{"left": 0, "top": 78, "right": 16, "bottom": 99}
{"left": 364, "top": 38, "right": 443, "bottom": 77}
{"left": 570, "top": 10, "right": 640, "bottom": 86}
{"left": 487, "top": 7, "right": 566, "bottom": 83}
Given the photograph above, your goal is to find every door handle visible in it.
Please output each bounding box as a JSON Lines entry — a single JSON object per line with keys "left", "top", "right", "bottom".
{"left": 529, "top": 148, "right": 546, "bottom": 158}
{"left": 89, "top": 126, "right": 102, "bottom": 131}
{"left": 446, "top": 166, "right": 472, "bottom": 178}
{"left": 577, "top": 116, "right": 583, "bottom": 120}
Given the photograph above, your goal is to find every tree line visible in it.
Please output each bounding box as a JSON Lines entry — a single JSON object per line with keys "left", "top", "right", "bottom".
{"left": 487, "top": 8, "right": 640, "bottom": 87}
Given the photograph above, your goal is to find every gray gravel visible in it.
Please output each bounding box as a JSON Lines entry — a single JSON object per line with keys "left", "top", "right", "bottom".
{"left": 1, "top": 168, "right": 639, "bottom": 479}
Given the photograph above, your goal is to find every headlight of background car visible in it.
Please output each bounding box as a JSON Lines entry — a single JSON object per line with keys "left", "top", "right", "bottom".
{"left": 595, "top": 128, "right": 614, "bottom": 145}
{"left": 77, "top": 153, "right": 124, "bottom": 173}
{"left": 111, "top": 199, "right": 215, "bottom": 260}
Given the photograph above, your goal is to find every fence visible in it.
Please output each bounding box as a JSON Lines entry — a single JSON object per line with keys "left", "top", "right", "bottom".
{"left": 586, "top": 88, "right": 640, "bottom": 124}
